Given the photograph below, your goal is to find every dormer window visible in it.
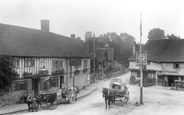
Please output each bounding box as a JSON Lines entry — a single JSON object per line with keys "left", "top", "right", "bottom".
{"left": 173, "top": 63, "right": 180, "bottom": 69}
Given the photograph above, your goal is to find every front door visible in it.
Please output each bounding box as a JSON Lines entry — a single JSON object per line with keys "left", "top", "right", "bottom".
{"left": 168, "top": 76, "right": 178, "bottom": 86}
{"left": 60, "top": 76, "right": 64, "bottom": 88}
{"left": 32, "top": 78, "right": 40, "bottom": 97}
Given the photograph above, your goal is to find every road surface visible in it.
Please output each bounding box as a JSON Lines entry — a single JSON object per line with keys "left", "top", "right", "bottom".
{"left": 17, "top": 72, "right": 184, "bottom": 115}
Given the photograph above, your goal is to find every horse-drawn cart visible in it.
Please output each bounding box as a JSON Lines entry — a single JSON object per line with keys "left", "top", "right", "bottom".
{"left": 57, "top": 86, "right": 78, "bottom": 104}
{"left": 36, "top": 93, "right": 58, "bottom": 110}
{"left": 20, "top": 93, "right": 58, "bottom": 112}
{"left": 109, "top": 78, "right": 129, "bottom": 106}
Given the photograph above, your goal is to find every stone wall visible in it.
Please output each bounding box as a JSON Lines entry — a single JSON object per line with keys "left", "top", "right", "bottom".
{"left": 0, "top": 90, "right": 27, "bottom": 107}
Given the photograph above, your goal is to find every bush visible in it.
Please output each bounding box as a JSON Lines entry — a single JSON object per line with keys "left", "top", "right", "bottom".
{"left": 143, "top": 77, "right": 156, "bottom": 87}
{"left": 130, "top": 75, "right": 136, "bottom": 84}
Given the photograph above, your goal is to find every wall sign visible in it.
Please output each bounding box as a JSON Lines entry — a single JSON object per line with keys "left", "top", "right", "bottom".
{"left": 69, "top": 58, "right": 81, "bottom": 66}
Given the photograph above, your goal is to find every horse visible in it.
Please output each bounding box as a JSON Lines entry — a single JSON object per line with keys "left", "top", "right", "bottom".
{"left": 102, "top": 87, "right": 116, "bottom": 109}
{"left": 20, "top": 96, "right": 39, "bottom": 112}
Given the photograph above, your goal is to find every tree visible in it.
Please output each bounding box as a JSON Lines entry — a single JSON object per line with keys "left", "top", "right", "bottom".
{"left": 0, "top": 55, "right": 17, "bottom": 88}
{"left": 167, "top": 34, "right": 181, "bottom": 39}
{"left": 148, "top": 28, "right": 165, "bottom": 40}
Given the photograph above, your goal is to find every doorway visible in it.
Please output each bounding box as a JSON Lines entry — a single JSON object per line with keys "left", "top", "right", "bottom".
{"left": 60, "top": 76, "right": 64, "bottom": 89}
{"left": 168, "top": 76, "right": 178, "bottom": 86}
{"left": 32, "top": 78, "right": 40, "bottom": 97}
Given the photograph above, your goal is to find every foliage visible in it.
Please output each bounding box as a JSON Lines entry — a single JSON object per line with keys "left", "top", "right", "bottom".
{"left": 143, "top": 77, "right": 156, "bottom": 87}
{"left": 148, "top": 28, "right": 165, "bottom": 40}
{"left": 0, "top": 55, "right": 17, "bottom": 88}
{"left": 85, "top": 32, "right": 135, "bottom": 68}
{"left": 167, "top": 34, "right": 180, "bottom": 39}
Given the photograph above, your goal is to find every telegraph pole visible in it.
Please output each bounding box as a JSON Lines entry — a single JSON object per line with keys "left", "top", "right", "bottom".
{"left": 140, "top": 13, "right": 143, "bottom": 105}
{"left": 93, "top": 33, "right": 96, "bottom": 82}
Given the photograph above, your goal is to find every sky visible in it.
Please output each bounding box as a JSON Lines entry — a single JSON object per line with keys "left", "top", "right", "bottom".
{"left": 0, "top": 0, "right": 183, "bottom": 43}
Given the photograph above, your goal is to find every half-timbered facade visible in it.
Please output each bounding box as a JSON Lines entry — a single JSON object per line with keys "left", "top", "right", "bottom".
{"left": 0, "top": 20, "right": 90, "bottom": 106}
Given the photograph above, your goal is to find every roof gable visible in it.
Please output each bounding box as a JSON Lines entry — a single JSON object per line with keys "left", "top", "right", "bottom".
{"left": 95, "top": 49, "right": 106, "bottom": 62}
{"left": 106, "top": 48, "right": 114, "bottom": 60}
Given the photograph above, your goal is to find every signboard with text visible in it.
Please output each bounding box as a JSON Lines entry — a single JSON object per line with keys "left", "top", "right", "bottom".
{"left": 69, "top": 58, "right": 81, "bottom": 66}
{"left": 136, "top": 51, "right": 147, "bottom": 65}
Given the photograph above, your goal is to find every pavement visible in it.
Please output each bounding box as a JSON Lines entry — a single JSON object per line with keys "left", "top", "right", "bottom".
{"left": 0, "top": 84, "right": 97, "bottom": 115}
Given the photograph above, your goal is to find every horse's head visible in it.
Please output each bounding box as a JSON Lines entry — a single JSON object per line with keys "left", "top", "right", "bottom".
{"left": 102, "top": 87, "right": 108, "bottom": 97}
{"left": 20, "top": 95, "right": 28, "bottom": 103}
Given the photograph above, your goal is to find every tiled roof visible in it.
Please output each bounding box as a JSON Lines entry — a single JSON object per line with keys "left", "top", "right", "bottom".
{"left": 95, "top": 49, "right": 106, "bottom": 62}
{"left": 106, "top": 48, "right": 114, "bottom": 60}
{"left": 0, "top": 23, "right": 90, "bottom": 58}
{"left": 129, "top": 39, "right": 184, "bottom": 62}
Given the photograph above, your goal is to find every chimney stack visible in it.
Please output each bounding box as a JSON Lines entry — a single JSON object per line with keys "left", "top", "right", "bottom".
{"left": 40, "top": 19, "right": 49, "bottom": 32}
{"left": 71, "top": 34, "right": 75, "bottom": 39}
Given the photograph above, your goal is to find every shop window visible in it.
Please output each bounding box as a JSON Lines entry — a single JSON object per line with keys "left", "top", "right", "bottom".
{"left": 12, "top": 81, "right": 27, "bottom": 92}
{"left": 0, "top": 87, "right": 11, "bottom": 96}
{"left": 44, "top": 77, "right": 58, "bottom": 90}
{"left": 83, "top": 59, "right": 88, "bottom": 68}
{"left": 75, "top": 66, "right": 82, "bottom": 69}
{"left": 50, "top": 77, "right": 58, "bottom": 87}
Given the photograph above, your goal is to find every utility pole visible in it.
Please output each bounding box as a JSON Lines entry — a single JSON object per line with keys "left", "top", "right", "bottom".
{"left": 140, "top": 13, "right": 143, "bottom": 105}
{"left": 93, "top": 33, "right": 96, "bottom": 82}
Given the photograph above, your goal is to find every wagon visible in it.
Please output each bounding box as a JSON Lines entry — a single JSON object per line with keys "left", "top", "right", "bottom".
{"left": 57, "top": 86, "right": 78, "bottom": 104}
{"left": 36, "top": 93, "right": 58, "bottom": 110}
{"left": 109, "top": 78, "right": 130, "bottom": 105}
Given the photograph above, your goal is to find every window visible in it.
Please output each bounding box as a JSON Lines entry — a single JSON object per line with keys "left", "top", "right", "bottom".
{"left": 173, "top": 63, "right": 180, "bottom": 69}
{"left": 13, "top": 58, "right": 20, "bottom": 68}
{"left": 50, "top": 77, "right": 58, "bottom": 87}
{"left": 75, "top": 65, "right": 82, "bottom": 69}
{"left": 44, "top": 77, "right": 58, "bottom": 90}
{"left": 52, "top": 59, "right": 63, "bottom": 69}
{"left": 12, "top": 81, "right": 27, "bottom": 91}
{"left": 0, "top": 87, "right": 11, "bottom": 95}
{"left": 25, "top": 58, "right": 35, "bottom": 67}
{"left": 137, "top": 72, "right": 140, "bottom": 77}
{"left": 83, "top": 59, "right": 88, "bottom": 68}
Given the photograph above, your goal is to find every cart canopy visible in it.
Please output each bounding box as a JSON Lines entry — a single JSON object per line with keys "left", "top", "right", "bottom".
{"left": 109, "top": 78, "right": 127, "bottom": 92}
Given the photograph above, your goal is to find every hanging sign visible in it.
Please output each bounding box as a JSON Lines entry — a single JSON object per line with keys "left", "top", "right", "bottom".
{"left": 69, "top": 58, "right": 81, "bottom": 66}
{"left": 136, "top": 51, "right": 147, "bottom": 65}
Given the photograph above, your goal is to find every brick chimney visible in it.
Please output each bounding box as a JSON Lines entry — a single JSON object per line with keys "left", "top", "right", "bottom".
{"left": 40, "top": 19, "right": 49, "bottom": 32}
{"left": 71, "top": 34, "right": 75, "bottom": 39}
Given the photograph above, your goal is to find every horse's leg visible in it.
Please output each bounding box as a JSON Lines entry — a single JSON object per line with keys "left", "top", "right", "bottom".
{"left": 105, "top": 97, "right": 107, "bottom": 109}
{"left": 108, "top": 97, "right": 111, "bottom": 109}
{"left": 113, "top": 97, "right": 115, "bottom": 107}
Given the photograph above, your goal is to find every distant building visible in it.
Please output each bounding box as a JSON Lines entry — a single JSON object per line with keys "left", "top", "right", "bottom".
{"left": 129, "top": 39, "right": 184, "bottom": 87}
{"left": 85, "top": 31, "right": 92, "bottom": 42}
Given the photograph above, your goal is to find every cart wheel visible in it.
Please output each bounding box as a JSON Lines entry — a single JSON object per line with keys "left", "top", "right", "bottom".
{"left": 126, "top": 91, "right": 130, "bottom": 104}
{"left": 46, "top": 97, "right": 58, "bottom": 110}
{"left": 39, "top": 100, "right": 48, "bottom": 109}
{"left": 68, "top": 96, "right": 75, "bottom": 104}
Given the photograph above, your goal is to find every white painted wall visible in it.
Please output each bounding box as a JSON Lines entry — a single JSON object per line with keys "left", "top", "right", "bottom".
{"left": 147, "top": 62, "right": 162, "bottom": 71}
{"left": 129, "top": 61, "right": 184, "bottom": 76}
